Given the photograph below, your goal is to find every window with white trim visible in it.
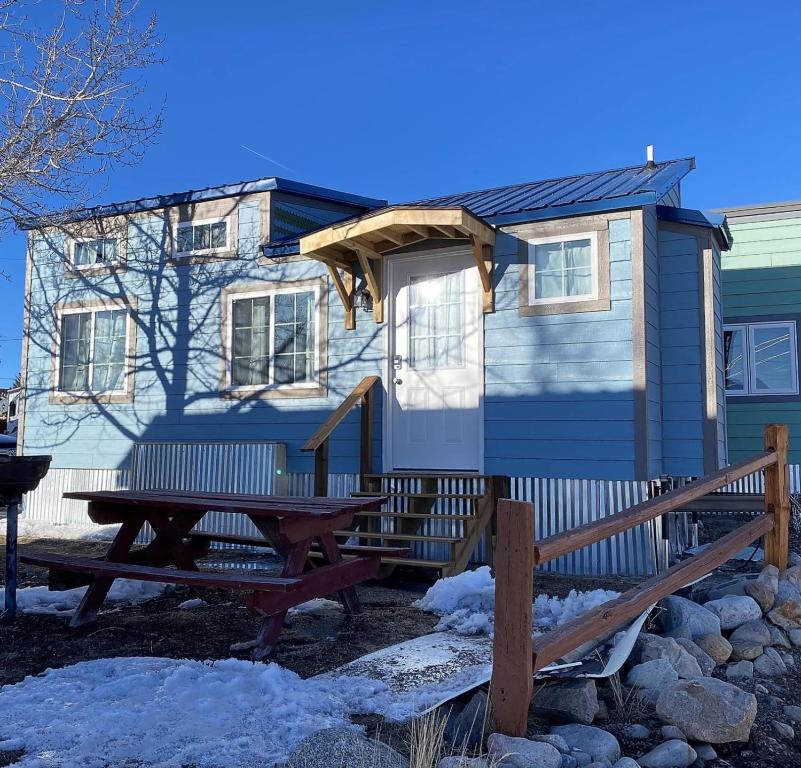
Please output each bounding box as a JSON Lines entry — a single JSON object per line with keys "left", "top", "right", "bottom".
{"left": 58, "top": 307, "right": 130, "bottom": 392}
{"left": 174, "top": 217, "right": 229, "bottom": 256}
{"left": 527, "top": 232, "right": 599, "bottom": 304}
{"left": 724, "top": 321, "right": 799, "bottom": 396}
{"left": 228, "top": 286, "right": 319, "bottom": 389}
{"left": 73, "top": 238, "right": 118, "bottom": 267}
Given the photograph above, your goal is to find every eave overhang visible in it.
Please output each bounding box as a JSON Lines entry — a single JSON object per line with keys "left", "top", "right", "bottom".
{"left": 298, "top": 205, "right": 496, "bottom": 328}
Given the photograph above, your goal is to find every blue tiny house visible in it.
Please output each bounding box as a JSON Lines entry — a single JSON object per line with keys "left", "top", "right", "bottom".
{"left": 18, "top": 157, "right": 730, "bottom": 485}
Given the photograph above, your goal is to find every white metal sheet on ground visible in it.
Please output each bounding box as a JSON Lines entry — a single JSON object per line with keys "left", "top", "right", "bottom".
{"left": 316, "top": 632, "right": 493, "bottom": 722}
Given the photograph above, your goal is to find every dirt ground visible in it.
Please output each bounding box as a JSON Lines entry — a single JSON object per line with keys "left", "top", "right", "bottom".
{"left": 1, "top": 530, "right": 800, "bottom": 768}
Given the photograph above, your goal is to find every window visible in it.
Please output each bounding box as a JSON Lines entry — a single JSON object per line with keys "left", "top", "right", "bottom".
{"left": 527, "top": 232, "right": 598, "bottom": 304}
{"left": 174, "top": 218, "right": 228, "bottom": 256}
{"left": 228, "top": 287, "right": 319, "bottom": 390}
{"left": 724, "top": 321, "right": 799, "bottom": 396}
{"left": 409, "top": 272, "right": 463, "bottom": 369}
{"left": 58, "top": 308, "right": 129, "bottom": 393}
{"left": 73, "top": 238, "right": 118, "bottom": 267}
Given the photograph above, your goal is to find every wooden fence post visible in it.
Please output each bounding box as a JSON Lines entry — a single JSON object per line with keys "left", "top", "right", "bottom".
{"left": 764, "top": 423, "right": 790, "bottom": 571}
{"left": 490, "top": 499, "right": 534, "bottom": 736}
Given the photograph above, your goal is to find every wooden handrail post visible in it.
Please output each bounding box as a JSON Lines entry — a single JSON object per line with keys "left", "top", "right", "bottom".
{"left": 359, "top": 384, "right": 374, "bottom": 489}
{"left": 490, "top": 498, "right": 534, "bottom": 736}
{"left": 314, "top": 440, "right": 329, "bottom": 497}
{"left": 764, "top": 423, "right": 790, "bottom": 571}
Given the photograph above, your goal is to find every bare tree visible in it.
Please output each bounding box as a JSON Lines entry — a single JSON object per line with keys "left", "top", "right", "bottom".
{"left": 0, "top": 0, "right": 163, "bottom": 240}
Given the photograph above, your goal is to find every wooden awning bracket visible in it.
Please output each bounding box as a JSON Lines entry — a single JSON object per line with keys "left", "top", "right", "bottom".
{"left": 327, "top": 264, "right": 356, "bottom": 330}
{"left": 351, "top": 244, "right": 383, "bottom": 324}
{"left": 471, "top": 236, "right": 494, "bottom": 313}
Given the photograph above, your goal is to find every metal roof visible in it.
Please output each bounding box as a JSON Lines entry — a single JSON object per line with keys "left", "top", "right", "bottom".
{"left": 409, "top": 157, "right": 695, "bottom": 225}
{"left": 20, "top": 176, "right": 387, "bottom": 230}
{"left": 656, "top": 205, "right": 732, "bottom": 250}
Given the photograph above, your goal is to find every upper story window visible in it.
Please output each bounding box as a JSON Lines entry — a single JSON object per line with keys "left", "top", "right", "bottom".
{"left": 72, "top": 237, "right": 119, "bottom": 268}
{"left": 226, "top": 284, "right": 320, "bottom": 392}
{"left": 58, "top": 306, "right": 130, "bottom": 393}
{"left": 724, "top": 321, "right": 799, "bottom": 396}
{"left": 174, "top": 217, "right": 229, "bottom": 256}
{"left": 526, "top": 232, "right": 599, "bottom": 305}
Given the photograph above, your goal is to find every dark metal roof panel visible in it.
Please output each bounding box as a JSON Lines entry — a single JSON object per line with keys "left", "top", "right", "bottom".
{"left": 409, "top": 158, "right": 695, "bottom": 221}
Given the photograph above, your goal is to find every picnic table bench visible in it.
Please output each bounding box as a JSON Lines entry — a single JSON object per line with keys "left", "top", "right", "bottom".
{"left": 21, "top": 489, "right": 407, "bottom": 659}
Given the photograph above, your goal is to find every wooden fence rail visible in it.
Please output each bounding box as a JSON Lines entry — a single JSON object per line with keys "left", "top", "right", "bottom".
{"left": 490, "top": 423, "right": 791, "bottom": 736}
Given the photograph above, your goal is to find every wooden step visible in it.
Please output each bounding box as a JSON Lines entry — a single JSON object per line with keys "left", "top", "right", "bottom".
{"left": 353, "top": 510, "right": 475, "bottom": 520}
{"left": 307, "top": 551, "right": 448, "bottom": 569}
{"left": 351, "top": 491, "right": 481, "bottom": 500}
{"left": 335, "top": 530, "right": 463, "bottom": 544}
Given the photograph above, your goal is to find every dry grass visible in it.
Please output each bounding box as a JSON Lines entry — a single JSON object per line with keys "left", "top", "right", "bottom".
{"left": 607, "top": 671, "right": 647, "bottom": 722}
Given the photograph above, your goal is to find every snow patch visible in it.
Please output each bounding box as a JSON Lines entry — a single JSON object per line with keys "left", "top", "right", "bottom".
{"left": 414, "top": 566, "right": 619, "bottom": 636}
{"left": 0, "top": 657, "right": 389, "bottom": 768}
{"left": 0, "top": 579, "right": 168, "bottom": 616}
{"left": 177, "top": 598, "right": 206, "bottom": 610}
{"left": 288, "top": 597, "right": 343, "bottom": 616}
{"left": 0, "top": 518, "right": 121, "bottom": 542}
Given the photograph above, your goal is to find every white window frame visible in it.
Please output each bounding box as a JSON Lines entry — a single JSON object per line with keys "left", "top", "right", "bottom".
{"left": 724, "top": 320, "right": 799, "bottom": 396}
{"left": 224, "top": 283, "right": 322, "bottom": 393}
{"left": 173, "top": 216, "right": 230, "bottom": 257}
{"left": 70, "top": 236, "right": 120, "bottom": 269}
{"left": 56, "top": 304, "right": 132, "bottom": 395}
{"left": 526, "top": 231, "right": 599, "bottom": 305}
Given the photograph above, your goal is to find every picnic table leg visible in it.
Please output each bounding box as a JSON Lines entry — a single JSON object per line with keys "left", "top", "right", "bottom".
{"left": 250, "top": 537, "right": 312, "bottom": 661}
{"left": 69, "top": 517, "right": 143, "bottom": 628}
{"left": 317, "top": 531, "right": 361, "bottom": 615}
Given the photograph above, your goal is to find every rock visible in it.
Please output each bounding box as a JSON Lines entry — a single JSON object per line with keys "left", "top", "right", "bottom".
{"left": 571, "top": 751, "right": 592, "bottom": 767}
{"left": 284, "top": 727, "right": 408, "bottom": 768}
{"left": 594, "top": 701, "right": 609, "bottom": 723}
{"left": 784, "top": 705, "right": 801, "bottom": 722}
{"left": 694, "top": 634, "right": 732, "bottom": 664}
{"left": 659, "top": 596, "right": 721, "bottom": 639}
{"left": 767, "top": 624, "right": 791, "bottom": 648}
{"left": 790, "top": 552, "right": 801, "bottom": 567}
{"left": 445, "top": 691, "right": 488, "bottom": 749}
{"left": 725, "top": 660, "right": 754, "bottom": 679}
{"left": 439, "top": 759, "right": 488, "bottom": 768}
{"left": 663, "top": 625, "right": 693, "bottom": 641}
{"left": 781, "top": 651, "right": 795, "bottom": 666}
{"left": 767, "top": 580, "right": 801, "bottom": 631}
{"left": 637, "top": 740, "right": 697, "bottom": 768}
{"left": 625, "top": 659, "right": 679, "bottom": 701}
{"left": 635, "top": 634, "right": 703, "bottom": 679}
{"left": 730, "top": 619, "right": 772, "bottom": 646}
{"left": 675, "top": 638, "right": 715, "bottom": 676}
{"left": 660, "top": 725, "right": 686, "bottom": 740}
{"left": 753, "top": 647, "right": 787, "bottom": 676}
{"left": 531, "top": 734, "right": 571, "bottom": 754}
{"left": 654, "top": 678, "right": 757, "bottom": 743}
{"left": 773, "top": 721, "right": 795, "bottom": 740}
{"left": 789, "top": 628, "right": 801, "bottom": 646}
{"left": 532, "top": 680, "right": 599, "bottom": 725}
{"left": 612, "top": 759, "right": 639, "bottom": 768}
{"left": 755, "top": 683, "right": 769, "bottom": 694}
{"left": 729, "top": 640, "right": 764, "bottom": 661}
{"left": 622, "top": 724, "right": 650, "bottom": 740}
{"left": 782, "top": 564, "right": 801, "bottom": 593}
{"left": 745, "top": 565, "right": 779, "bottom": 613}
{"left": 693, "top": 743, "right": 717, "bottom": 761}
{"left": 698, "top": 576, "right": 749, "bottom": 603}
{"left": 702, "top": 595, "right": 762, "bottom": 630}
{"left": 549, "top": 725, "right": 621, "bottom": 765}
{"left": 560, "top": 756, "right": 577, "bottom": 768}
{"left": 487, "top": 734, "right": 561, "bottom": 768}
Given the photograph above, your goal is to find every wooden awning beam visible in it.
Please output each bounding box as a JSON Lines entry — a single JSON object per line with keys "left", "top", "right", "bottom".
{"left": 350, "top": 244, "right": 383, "bottom": 324}
{"left": 327, "top": 264, "right": 355, "bottom": 330}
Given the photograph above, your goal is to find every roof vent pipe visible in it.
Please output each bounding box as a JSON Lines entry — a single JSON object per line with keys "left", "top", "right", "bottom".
{"left": 645, "top": 145, "right": 656, "bottom": 169}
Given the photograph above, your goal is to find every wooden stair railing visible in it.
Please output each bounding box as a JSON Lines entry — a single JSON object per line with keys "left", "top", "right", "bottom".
{"left": 301, "top": 375, "right": 380, "bottom": 496}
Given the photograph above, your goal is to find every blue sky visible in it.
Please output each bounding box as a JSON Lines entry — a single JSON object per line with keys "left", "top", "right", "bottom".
{"left": 1, "top": 0, "right": 799, "bottom": 386}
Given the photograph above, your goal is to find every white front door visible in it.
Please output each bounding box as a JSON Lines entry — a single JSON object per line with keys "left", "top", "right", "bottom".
{"left": 387, "top": 248, "right": 483, "bottom": 471}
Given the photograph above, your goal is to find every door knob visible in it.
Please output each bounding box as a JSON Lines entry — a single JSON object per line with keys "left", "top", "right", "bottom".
{"left": 393, "top": 377, "right": 403, "bottom": 385}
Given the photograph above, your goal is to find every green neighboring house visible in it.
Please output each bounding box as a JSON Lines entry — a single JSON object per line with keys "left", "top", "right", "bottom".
{"left": 717, "top": 201, "right": 801, "bottom": 463}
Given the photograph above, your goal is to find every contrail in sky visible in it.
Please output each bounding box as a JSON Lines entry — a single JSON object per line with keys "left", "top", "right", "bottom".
{"left": 241, "top": 145, "right": 295, "bottom": 172}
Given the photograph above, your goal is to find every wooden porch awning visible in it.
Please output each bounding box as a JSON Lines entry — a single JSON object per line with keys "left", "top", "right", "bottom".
{"left": 298, "top": 206, "right": 496, "bottom": 329}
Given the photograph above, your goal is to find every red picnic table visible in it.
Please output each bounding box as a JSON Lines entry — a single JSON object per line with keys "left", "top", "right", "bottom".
{"left": 21, "top": 489, "right": 405, "bottom": 659}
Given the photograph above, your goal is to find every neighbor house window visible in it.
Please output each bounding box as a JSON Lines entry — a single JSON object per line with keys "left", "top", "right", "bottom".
{"left": 73, "top": 238, "right": 118, "bottom": 267}
{"left": 58, "top": 308, "right": 129, "bottom": 392}
{"left": 174, "top": 217, "right": 229, "bottom": 256}
{"left": 724, "top": 321, "right": 799, "bottom": 396}
{"left": 527, "top": 232, "right": 598, "bottom": 304}
{"left": 228, "top": 286, "right": 319, "bottom": 389}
